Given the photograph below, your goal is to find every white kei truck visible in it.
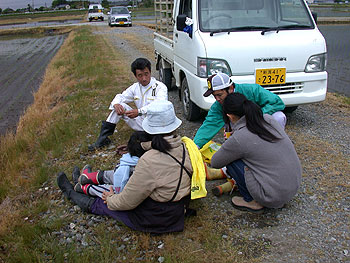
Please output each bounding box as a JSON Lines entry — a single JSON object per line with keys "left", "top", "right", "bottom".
{"left": 88, "top": 4, "right": 104, "bottom": 22}
{"left": 154, "top": 0, "right": 328, "bottom": 120}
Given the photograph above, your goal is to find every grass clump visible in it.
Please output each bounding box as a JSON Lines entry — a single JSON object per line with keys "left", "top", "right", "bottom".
{"left": 0, "top": 25, "right": 277, "bottom": 263}
{"left": 0, "top": 26, "right": 132, "bottom": 261}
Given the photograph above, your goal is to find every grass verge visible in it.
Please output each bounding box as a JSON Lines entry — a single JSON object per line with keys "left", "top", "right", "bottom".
{"left": 0, "top": 26, "right": 264, "bottom": 262}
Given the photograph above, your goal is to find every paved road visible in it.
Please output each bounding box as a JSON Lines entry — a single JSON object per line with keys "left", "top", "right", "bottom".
{"left": 318, "top": 24, "right": 350, "bottom": 96}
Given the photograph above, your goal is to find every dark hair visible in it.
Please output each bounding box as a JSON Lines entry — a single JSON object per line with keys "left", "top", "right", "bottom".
{"left": 127, "top": 131, "right": 152, "bottom": 157}
{"left": 151, "top": 133, "right": 173, "bottom": 153}
{"left": 131, "top": 58, "right": 151, "bottom": 76}
{"left": 223, "top": 93, "right": 280, "bottom": 142}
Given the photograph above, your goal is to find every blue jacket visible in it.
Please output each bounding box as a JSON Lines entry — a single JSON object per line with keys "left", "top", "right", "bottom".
{"left": 113, "top": 153, "right": 139, "bottom": 194}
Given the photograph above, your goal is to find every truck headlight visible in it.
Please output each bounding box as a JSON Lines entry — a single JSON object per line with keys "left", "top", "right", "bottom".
{"left": 305, "top": 53, "right": 327, "bottom": 73}
{"left": 197, "top": 58, "right": 231, "bottom": 78}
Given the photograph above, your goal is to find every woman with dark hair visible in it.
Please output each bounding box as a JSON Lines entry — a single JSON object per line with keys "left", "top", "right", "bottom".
{"left": 58, "top": 101, "right": 193, "bottom": 233}
{"left": 211, "top": 93, "right": 302, "bottom": 212}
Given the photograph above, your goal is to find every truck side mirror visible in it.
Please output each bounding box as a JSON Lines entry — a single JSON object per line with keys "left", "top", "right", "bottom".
{"left": 176, "top": 14, "right": 187, "bottom": 31}
{"left": 312, "top": 12, "right": 318, "bottom": 24}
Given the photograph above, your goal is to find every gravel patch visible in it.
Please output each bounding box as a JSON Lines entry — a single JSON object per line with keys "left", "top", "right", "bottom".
{"left": 50, "top": 25, "right": 349, "bottom": 262}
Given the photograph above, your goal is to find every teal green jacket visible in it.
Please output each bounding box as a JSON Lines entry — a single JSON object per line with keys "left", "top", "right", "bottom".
{"left": 193, "top": 83, "right": 285, "bottom": 148}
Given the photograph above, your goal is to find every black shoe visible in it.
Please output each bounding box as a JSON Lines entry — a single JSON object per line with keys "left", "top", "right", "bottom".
{"left": 72, "top": 166, "right": 80, "bottom": 185}
{"left": 57, "top": 172, "right": 74, "bottom": 199}
{"left": 88, "top": 121, "right": 116, "bottom": 151}
{"left": 57, "top": 172, "right": 95, "bottom": 212}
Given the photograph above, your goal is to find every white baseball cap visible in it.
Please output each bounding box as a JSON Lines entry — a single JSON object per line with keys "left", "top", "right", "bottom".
{"left": 203, "top": 72, "right": 234, "bottom": 97}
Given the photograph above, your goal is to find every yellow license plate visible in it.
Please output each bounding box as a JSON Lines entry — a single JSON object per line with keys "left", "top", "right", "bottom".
{"left": 120, "top": 21, "right": 124, "bottom": 24}
{"left": 255, "top": 68, "right": 286, "bottom": 85}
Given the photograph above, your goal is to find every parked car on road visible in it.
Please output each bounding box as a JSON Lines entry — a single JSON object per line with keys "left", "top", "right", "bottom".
{"left": 88, "top": 4, "right": 104, "bottom": 22}
{"left": 108, "top": 6, "right": 132, "bottom": 27}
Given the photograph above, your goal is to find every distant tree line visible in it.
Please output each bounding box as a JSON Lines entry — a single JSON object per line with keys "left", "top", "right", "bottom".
{"left": 0, "top": 0, "right": 154, "bottom": 14}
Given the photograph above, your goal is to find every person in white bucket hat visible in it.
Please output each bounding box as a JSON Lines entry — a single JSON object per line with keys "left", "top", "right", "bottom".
{"left": 142, "top": 100, "right": 182, "bottom": 134}
{"left": 99, "top": 100, "right": 194, "bottom": 233}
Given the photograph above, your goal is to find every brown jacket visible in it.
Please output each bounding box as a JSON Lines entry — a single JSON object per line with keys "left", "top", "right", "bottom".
{"left": 106, "top": 135, "right": 192, "bottom": 211}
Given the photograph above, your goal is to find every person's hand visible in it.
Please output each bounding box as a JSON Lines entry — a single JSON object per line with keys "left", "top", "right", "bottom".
{"left": 102, "top": 186, "right": 114, "bottom": 203}
{"left": 114, "top": 104, "right": 125, "bottom": 115}
{"left": 125, "top": 109, "right": 139, "bottom": 119}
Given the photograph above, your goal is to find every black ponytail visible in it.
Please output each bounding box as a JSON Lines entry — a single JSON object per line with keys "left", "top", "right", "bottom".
{"left": 223, "top": 93, "right": 280, "bottom": 142}
{"left": 151, "top": 134, "right": 172, "bottom": 153}
{"left": 127, "top": 131, "right": 153, "bottom": 157}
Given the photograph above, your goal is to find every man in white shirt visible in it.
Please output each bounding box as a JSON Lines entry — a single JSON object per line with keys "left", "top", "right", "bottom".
{"left": 88, "top": 58, "right": 168, "bottom": 151}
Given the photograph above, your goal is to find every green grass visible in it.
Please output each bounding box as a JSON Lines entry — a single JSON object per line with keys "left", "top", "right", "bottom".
{"left": 0, "top": 10, "right": 86, "bottom": 20}
{"left": 0, "top": 24, "right": 274, "bottom": 263}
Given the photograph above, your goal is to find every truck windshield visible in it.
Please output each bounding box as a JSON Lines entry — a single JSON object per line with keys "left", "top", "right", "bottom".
{"left": 89, "top": 9, "right": 102, "bottom": 13}
{"left": 199, "top": 0, "right": 314, "bottom": 33}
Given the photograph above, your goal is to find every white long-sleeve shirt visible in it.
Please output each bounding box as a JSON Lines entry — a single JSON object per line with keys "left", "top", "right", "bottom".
{"left": 109, "top": 77, "right": 168, "bottom": 115}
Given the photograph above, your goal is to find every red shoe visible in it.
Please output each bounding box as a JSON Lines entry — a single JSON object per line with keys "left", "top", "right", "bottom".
{"left": 78, "top": 164, "right": 104, "bottom": 185}
{"left": 74, "top": 183, "right": 91, "bottom": 195}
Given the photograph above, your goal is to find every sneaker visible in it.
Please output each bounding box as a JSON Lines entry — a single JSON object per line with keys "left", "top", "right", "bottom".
{"left": 231, "top": 196, "right": 264, "bottom": 213}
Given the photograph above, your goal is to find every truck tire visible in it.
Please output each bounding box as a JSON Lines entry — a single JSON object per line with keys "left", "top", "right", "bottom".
{"left": 283, "top": 106, "right": 298, "bottom": 113}
{"left": 159, "top": 61, "right": 173, "bottom": 90}
{"left": 181, "top": 77, "right": 201, "bottom": 121}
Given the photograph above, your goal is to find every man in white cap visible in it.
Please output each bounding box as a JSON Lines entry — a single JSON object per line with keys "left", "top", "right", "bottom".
{"left": 194, "top": 72, "right": 286, "bottom": 149}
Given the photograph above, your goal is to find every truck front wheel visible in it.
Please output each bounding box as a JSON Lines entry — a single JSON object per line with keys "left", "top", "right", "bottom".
{"left": 159, "top": 60, "right": 173, "bottom": 90}
{"left": 283, "top": 106, "right": 298, "bottom": 113}
{"left": 181, "top": 78, "right": 200, "bottom": 121}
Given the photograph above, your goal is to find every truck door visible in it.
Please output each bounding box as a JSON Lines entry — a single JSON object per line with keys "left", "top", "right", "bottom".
{"left": 174, "top": 0, "right": 196, "bottom": 76}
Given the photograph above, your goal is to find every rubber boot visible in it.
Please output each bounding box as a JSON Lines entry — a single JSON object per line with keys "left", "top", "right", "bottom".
{"left": 205, "top": 163, "right": 227, "bottom": 181}
{"left": 88, "top": 121, "right": 116, "bottom": 151}
{"left": 72, "top": 166, "right": 80, "bottom": 185}
{"left": 74, "top": 183, "right": 92, "bottom": 195}
{"left": 212, "top": 179, "right": 236, "bottom": 197}
{"left": 78, "top": 164, "right": 104, "bottom": 185}
{"left": 57, "top": 172, "right": 96, "bottom": 212}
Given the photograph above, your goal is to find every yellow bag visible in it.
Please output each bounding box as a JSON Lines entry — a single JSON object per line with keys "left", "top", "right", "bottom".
{"left": 181, "top": 137, "right": 207, "bottom": 199}
{"left": 199, "top": 140, "right": 221, "bottom": 164}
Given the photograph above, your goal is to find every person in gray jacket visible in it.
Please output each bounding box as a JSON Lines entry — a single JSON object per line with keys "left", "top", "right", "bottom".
{"left": 211, "top": 93, "right": 302, "bottom": 212}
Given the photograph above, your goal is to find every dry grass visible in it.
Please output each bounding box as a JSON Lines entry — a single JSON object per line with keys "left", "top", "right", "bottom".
{"left": 0, "top": 25, "right": 267, "bottom": 262}
{"left": 1, "top": 23, "right": 349, "bottom": 262}
{"left": 0, "top": 25, "right": 74, "bottom": 36}
{"left": 0, "top": 14, "right": 85, "bottom": 25}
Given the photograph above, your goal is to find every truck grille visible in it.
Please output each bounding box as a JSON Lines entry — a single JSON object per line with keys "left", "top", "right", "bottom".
{"left": 263, "top": 82, "right": 303, "bottom": 95}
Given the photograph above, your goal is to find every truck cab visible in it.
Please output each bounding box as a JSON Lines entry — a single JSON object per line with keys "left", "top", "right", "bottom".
{"left": 154, "top": 0, "right": 327, "bottom": 120}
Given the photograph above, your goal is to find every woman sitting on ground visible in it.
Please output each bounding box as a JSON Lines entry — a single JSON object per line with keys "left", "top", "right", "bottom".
{"left": 211, "top": 93, "right": 302, "bottom": 212}
{"left": 58, "top": 100, "right": 193, "bottom": 233}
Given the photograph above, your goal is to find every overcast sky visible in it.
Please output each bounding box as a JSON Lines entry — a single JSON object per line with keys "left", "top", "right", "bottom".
{"left": 0, "top": 0, "right": 53, "bottom": 9}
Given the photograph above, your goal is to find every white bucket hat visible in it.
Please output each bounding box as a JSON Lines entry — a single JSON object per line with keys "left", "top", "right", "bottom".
{"left": 203, "top": 72, "right": 234, "bottom": 97}
{"left": 142, "top": 100, "right": 182, "bottom": 134}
